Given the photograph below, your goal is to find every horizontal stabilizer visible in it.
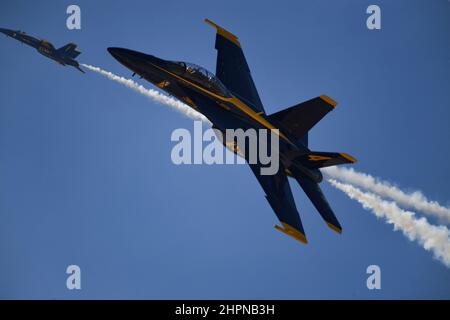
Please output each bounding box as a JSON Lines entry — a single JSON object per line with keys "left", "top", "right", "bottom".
{"left": 297, "top": 151, "right": 357, "bottom": 169}
{"left": 268, "top": 95, "right": 337, "bottom": 140}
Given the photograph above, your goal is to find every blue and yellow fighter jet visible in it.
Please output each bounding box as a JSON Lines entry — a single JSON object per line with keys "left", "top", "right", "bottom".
{"left": 0, "top": 27, "right": 84, "bottom": 73}
{"left": 108, "top": 19, "right": 357, "bottom": 244}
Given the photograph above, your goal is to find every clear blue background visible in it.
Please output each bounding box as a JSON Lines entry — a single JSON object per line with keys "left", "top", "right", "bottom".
{"left": 1, "top": 0, "right": 449, "bottom": 299}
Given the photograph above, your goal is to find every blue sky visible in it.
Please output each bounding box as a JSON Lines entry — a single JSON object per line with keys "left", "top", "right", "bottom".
{"left": 0, "top": 0, "right": 449, "bottom": 299}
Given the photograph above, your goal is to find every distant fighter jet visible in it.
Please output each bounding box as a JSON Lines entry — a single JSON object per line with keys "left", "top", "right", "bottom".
{"left": 0, "top": 28, "right": 84, "bottom": 73}
{"left": 108, "top": 19, "right": 357, "bottom": 244}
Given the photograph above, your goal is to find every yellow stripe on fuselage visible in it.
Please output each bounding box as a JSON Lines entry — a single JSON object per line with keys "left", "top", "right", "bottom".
{"left": 150, "top": 63, "right": 293, "bottom": 144}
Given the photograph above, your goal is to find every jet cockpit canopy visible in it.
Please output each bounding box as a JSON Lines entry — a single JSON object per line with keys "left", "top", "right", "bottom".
{"left": 171, "top": 61, "right": 231, "bottom": 97}
{"left": 40, "top": 40, "right": 54, "bottom": 50}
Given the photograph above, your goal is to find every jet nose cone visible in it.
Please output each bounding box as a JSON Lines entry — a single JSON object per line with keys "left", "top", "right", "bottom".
{"left": 0, "top": 28, "right": 11, "bottom": 35}
{"left": 107, "top": 47, "right": 143, "bottom": 68}
{"left": 107, "top": 47, "right": 165, "bottom": 76}
{"left": 107, "top": 47, "right": 126, "bottom": 60}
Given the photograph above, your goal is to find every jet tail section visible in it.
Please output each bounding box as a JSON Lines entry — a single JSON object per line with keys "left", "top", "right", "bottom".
{"left": 75, "top": 65, "right": 85, "bottom": 73}
{"left": 294, "top": 175, "right": 343, "bottom": 234}
{"left": 296, "top": 151, "right": 357, "bottom": 169}
{"left": 268, "top": 95, "right": 337, "bottom": 144}
{"left": 58, "top": 43, "right": 81, "bottom": 59}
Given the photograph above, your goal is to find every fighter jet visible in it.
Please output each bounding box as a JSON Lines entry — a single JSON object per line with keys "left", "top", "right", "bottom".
{"left": 108, "top": 19, "right": 357, "bottom": 244}
{"left": 0, "top": 28, "right": 84, "bottom": 73}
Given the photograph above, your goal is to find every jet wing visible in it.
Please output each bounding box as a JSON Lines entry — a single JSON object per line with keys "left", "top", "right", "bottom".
{"left": 249, "top": 162, "right": 307, "bottom": 244}
{"left": 205, "top": 19, "right": 265, "bottom": 114}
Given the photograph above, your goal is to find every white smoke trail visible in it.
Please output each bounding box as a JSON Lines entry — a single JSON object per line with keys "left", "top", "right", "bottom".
{"left": 81, "top": 64, "right": 211, "bottom": 125}
{"left": 328, "top": 179, "right": 450, "bottom": 268}
{"left": 323, "top": 166, "right": 450, "bottom": 224}
{"left": 80, "top": 64, "right": 450, "bottom": 266}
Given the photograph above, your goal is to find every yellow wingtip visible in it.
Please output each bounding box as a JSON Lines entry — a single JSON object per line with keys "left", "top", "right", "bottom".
{"left": 275, "top": 223, "right": 308, "bottom": 244}
{"left": 204, "top": 18, "right": 241, "bottom": 47}
{"left": 204, "top": 18, "right": 216, "bottom": 28}
{"left": 339, "top": 152, "right": 358, "bottom": 163}
{"left": 320, "top": 95, "right": 337, "bottom": 107}
{"left": 327, "top": 222, "right": 343, "bottom": 234}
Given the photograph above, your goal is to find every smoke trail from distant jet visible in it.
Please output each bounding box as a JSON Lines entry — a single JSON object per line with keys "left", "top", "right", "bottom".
{"left": 328, "top": 179, "right": 450, "bottom": 268}
{"left": 323, "top": 167, "right": 450, "bottom": 224}
{"left": 81, "top": 64, "right": 211, "bottom": 124}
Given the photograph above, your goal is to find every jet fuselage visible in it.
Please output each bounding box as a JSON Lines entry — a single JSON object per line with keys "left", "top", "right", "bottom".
{"left": 107, "top": 47, "right": 323, "bottom": 183}
{"left": 0, "top": 27, "right": 84, "bottom": 73}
